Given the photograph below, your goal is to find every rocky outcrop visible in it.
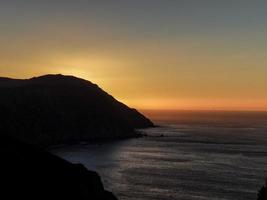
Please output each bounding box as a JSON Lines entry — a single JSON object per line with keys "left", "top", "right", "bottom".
{"left": 0, "top": 136, "right": 118, "bottom": 199}
{"left": 0, "top": 74, "right": 154, "bottom": 146}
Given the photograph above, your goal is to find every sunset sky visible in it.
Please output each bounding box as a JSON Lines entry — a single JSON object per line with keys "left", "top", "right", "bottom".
{"left": 1, "top": 1, "right": 267, "bottom": 111}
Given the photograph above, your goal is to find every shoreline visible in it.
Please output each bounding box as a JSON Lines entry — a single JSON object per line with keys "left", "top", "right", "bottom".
{"left": 47, "top": 128, "right": 154, "bottom": 151}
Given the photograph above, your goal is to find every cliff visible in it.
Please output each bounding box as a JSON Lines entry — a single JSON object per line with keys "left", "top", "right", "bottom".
{"left": 0, "top": 136, "right": 117, "bottom": 199}
{"left": 0, "top": 74, "right": 154, "bottom": 146}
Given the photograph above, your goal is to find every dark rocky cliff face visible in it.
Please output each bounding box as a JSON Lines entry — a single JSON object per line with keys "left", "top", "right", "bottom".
{"left": 0, "top": 74, "right": 154, "bottom": 146}
{"left": 0, "top": 136, "right": 118, "bottom": 199}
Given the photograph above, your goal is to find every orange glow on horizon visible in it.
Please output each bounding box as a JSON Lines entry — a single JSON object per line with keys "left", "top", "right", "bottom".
{"left": 1, "top": 71, "right": 267, "bottom": 112}
{"left": 122, "top": 98, "right": 267, "bottom": 112}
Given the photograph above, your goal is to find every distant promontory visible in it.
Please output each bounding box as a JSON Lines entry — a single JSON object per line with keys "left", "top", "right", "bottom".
{"left": 0, "top": 74, "right": 154, "bottom": 146}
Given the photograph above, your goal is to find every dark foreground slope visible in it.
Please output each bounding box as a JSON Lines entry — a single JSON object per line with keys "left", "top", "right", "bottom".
{"left": 258, "top": 181, "right": 267, "bottom": 200}
{"left": 0, "top": 136, "right": 117, "bottom": 199}
{"left": 0, "top": 74, "right": 154, "bottom": 146}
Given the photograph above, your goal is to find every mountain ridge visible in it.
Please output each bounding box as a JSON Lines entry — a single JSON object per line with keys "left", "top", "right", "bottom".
{"left": 0, "top": 74, "right": 154, "bottom": 146}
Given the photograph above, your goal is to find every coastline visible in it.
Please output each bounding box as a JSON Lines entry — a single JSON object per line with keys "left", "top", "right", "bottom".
{"left": 47, "top": 128, "right": 152, "bottom": 151}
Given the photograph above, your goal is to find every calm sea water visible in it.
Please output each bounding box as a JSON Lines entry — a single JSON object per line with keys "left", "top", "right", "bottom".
{"left": 53, "top": 111, "right": 267, "bottom": 200}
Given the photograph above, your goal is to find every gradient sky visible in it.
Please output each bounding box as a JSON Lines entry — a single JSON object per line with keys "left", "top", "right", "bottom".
{"left": 1, "top": 1, "right": 267, "bottom": 110}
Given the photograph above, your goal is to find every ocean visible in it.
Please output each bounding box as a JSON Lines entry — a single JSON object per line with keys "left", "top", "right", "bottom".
{"left": 53, "top": 110, "right": 267, "bottom": 200}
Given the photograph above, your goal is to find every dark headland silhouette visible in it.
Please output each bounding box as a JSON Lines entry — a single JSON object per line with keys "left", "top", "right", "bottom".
{"left": 0, "top": 74, "right": 154, "bottom": 146}
{"left": 1, "top": 136, "right": 117, "bottom": 199}
{"left": 0, "top": 74, "right": 154, "bottom": 199}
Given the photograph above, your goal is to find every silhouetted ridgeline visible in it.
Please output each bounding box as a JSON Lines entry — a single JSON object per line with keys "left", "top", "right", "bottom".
{"left": 0, "top": 74, "right": 154, "bottom": 146}
{"left": 0, "top": 136, "right": 117, "bottom": 199}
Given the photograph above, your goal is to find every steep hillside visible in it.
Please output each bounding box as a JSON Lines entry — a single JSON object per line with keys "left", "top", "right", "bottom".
{"left": 0, "top": 74, "right": 154, "bottom": 146}
{"left": 0, "top": 135, "right": 117, "bottom": 199}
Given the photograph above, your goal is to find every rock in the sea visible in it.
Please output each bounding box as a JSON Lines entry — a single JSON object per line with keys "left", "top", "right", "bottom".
{"left": 0, "top": 136, "right": 118, "bottom": 199}
{"left": 0, "top": 74, "right": 154, "bottom": 146}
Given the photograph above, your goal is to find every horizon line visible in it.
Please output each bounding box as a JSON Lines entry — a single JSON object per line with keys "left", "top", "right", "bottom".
{"left": 138, "top": 108, "right": 267, "bottom": 113}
